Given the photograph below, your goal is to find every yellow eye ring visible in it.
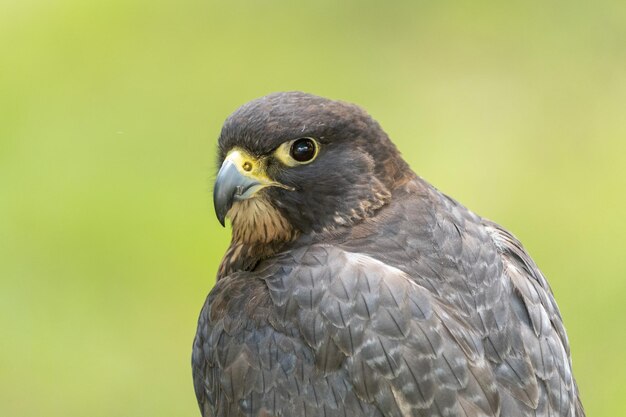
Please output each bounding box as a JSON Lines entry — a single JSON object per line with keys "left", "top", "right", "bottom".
{"left": 273, "top": 137, "right": 320, "bottom": 166}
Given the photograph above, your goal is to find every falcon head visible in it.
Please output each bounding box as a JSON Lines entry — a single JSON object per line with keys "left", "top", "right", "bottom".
{"left": 213, "top": 92, "right": 411, "bottom": 244}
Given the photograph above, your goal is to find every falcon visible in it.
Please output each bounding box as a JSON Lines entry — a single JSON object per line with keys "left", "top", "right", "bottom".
{"left": 192, "top": 92, "right": 584, "bottom": 417}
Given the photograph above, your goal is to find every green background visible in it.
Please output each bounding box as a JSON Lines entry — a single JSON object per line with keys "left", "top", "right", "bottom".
{"left": 1, "top": 1, "right": 625, "bottom": 416}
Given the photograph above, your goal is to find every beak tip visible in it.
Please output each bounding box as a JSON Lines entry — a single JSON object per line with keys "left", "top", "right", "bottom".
{"left": 213, "top": 194, "right": 228, "bottom": 228}
{"left": 213, "top": 171, "right": 233, "bottom": 228}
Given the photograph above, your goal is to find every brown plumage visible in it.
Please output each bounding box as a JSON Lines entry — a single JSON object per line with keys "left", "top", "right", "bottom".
{"left": 192, "top": 92, "right": 584, "bottom": 417}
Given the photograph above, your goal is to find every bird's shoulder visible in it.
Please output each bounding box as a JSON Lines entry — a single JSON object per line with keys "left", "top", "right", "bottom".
{"left": 193, "top": 247, "right": 395, "bottom": 417}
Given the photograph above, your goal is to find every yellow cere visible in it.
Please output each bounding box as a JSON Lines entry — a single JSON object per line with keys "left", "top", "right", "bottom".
{"left": 225, "top": 147, "right": 275, "bottom": 183}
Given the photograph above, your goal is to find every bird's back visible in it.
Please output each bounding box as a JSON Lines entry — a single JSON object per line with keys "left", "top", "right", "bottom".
{"left": 193, "top": 176, "right": 584, "bottom": 417}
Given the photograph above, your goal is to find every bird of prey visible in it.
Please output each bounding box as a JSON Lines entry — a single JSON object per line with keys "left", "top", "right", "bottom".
{"left": 192, "top": 92, "right": 584, "bottom": 417}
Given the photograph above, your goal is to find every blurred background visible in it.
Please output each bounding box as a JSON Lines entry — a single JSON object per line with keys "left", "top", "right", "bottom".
{"left": 1, "top": 0, "right": 625, "bottom": 416}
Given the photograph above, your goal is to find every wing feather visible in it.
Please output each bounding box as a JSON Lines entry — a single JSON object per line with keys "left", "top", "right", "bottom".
{"left": 193, "top": 205, "right": 583, "bottom": 417}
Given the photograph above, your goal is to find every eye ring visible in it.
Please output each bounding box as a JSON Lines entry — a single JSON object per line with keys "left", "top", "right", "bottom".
{"left": 289, "top": 138, "right": 318, "bottom": 163}
{"left": 273, "top": 137, "right": 320, "bottom": 166}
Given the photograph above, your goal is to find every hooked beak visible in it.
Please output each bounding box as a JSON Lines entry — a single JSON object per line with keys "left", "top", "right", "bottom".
{"left": 213, "top": 148, "right": 292, "bottom": 226}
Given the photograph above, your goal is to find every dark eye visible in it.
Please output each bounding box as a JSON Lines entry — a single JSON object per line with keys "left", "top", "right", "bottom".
{"left": 289, "top": 138, "right": 317, "bottom": 163}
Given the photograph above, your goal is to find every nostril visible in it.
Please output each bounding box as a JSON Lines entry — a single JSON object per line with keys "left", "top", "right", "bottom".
{"left": 242, "top": 162, "right": 252, "bottom": 172}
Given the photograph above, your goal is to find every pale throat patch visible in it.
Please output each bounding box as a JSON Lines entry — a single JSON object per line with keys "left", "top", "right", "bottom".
{"left": 227, "top": 197, "right": 297, "bottom": 244}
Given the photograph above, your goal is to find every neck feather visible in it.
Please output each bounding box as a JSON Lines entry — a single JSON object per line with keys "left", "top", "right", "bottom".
{"left": 218, "top": 197, "right": 298, "bottom": 278}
